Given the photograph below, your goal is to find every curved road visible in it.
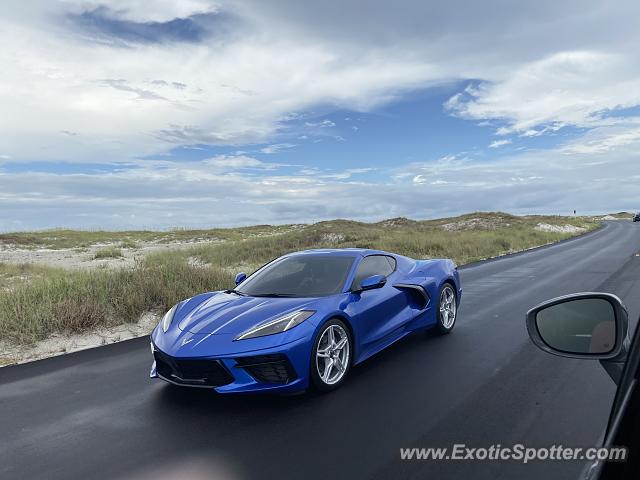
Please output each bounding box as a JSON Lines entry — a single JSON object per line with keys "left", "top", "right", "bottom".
{"left": 1, "top": 221, "right": 639, "bottom": 480}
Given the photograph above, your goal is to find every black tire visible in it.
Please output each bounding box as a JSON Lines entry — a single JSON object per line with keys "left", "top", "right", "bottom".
{"left": 435, "top": 282, "right": 458, "bottom": 334}
{"left": 310, "top": 318, "right": 353, "bottom": 392}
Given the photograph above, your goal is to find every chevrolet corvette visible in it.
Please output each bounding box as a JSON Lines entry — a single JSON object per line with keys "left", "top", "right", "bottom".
{"left": 150, "top": 248, "right": 462, "bottom": 393}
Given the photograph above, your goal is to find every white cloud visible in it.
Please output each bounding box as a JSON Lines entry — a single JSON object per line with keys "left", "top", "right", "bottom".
{"left": 488, "top": 139, "right": 512, "bottom": 148}
{"left": 0, "top": 4, "right": 442, "bottom": 164}
{"left": 346, "top": 168, "right": 375, "bottom": 174}
{"left": 560, "top": 122, "right": 640, "bottom": 154}
{"left": 204, "top": 154, "right": 265, "bottom": 169}
{"left": 2, "top": 135, "right": 638, "bottom": 230}
{"left": 304, "top": 120, "right": 336, "bottom": 128}
{"left": 3, "top": 1, "right": 640, "bottom": 165}
{"left": 446, "top": 51, "right": 640, "bottom": 135}
{"left": 260, "top": 143, "right": 295, "bottom": 154}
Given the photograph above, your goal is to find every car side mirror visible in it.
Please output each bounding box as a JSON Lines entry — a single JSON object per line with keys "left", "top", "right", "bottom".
{"left": 234, "top": 272, "right": 247, "bottom": 286}
{"left": 359, "top": 274, "right": 387, "bottom": 291}
{"left": 526, "top": 292, "right": 630, "bottom": 384}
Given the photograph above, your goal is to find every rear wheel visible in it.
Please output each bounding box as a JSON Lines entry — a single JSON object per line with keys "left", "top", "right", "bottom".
{"left": 436, "top": 283, "right": 457, "bottom": 334}
{"left": 310, "top": 319, "right": 352, "bottom": 392}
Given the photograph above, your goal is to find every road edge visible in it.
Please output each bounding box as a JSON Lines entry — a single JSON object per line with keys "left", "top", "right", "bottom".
{"left": 459, "top": 221, "right": 608, "bottom": 270}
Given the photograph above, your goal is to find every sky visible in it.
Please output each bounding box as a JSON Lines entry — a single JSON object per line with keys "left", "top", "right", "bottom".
{"left": 1, "top": 0, "right": 639, "bottom": 231}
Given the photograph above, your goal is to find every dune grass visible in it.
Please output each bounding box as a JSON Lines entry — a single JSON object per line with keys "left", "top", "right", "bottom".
{"left": 0, "top": 212, "right": 599, "bottom": 345}
{"left": 0, "top": 257, "right": 233, "bottom": 344}
{"left": 0, "top": 224, "right": 298, "bottom": 250}
{"left": 0, "top": 263, "right": 52, "bottom": 290}
{"left": 186, "top": 212, "right": 597, "bottom": 272}
{"left": 93, "top": 246, "right": 124, "bottom": 259}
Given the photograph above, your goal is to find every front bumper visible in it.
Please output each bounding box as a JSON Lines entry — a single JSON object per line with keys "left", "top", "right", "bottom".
{"left": 150, "top": 335, "right": 311, "bottom": 393}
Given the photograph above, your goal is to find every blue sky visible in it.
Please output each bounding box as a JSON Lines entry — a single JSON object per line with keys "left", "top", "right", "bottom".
{"left": 0, "top": 1, "right": 639, "bottom": 230}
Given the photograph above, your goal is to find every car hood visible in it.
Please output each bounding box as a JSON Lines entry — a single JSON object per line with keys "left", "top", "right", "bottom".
{"left": 177, "top": 291, "right": 319, "bottom": 335}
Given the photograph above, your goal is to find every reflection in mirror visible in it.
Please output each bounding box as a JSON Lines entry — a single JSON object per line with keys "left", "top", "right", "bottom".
{"left": 535, "top": 298, "right": 616, "bottom": 354}
{"left": 360, "top": 274, "right": 386, "bottom": 290}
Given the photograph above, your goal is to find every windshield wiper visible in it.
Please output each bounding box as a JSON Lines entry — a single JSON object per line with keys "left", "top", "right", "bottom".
{"left": 224, "top": 289, "right": 247, "bottom": 296}
{"left": 250, "top": 293, "right": 299, "bottom": 298}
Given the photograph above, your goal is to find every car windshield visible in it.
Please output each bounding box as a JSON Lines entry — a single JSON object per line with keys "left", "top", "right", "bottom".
{"left": 236, "top": 255, "right": 355, "bottom": 297}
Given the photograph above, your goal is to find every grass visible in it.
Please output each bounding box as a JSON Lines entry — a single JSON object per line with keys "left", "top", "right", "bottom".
{"left": 93, "top": 246, "right": 124, "bottom": 259}
{"left": 0, "top": 224, "right": 298, "bottom": 250}
{"left": 0, "top": 212, "right": 600, "bottom": 345}
{"left": 0, "top": 263, "right": 52, "bottom": 290}
{"left": 0, "top": 257, "right": 233, "bottom": 344}
{"left": 118, "top": 239, "right": 139, "bottom": 249}
{"left": 604, "top": 212, "right": 635, "bottom": 219}
{"left": 186, "top": 212, "right": 598, "bottom": 272}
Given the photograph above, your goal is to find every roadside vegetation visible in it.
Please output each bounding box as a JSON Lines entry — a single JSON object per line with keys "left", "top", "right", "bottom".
{"left": 0, "top": 212, "right": 599, "bottom": 345}
{"left": 0, "top": 257, "right": 233, "bottom": 344}
{"left": 603, "top": 212, "right": 635, "bottom": 219}
{"left": 92, "top": 246, "right": 124, "bottom": 259}
{"left": 0, "top": 224, "right": 297, "bottom": 250}
{"left": 0, "top": 263, "right": 51, "bottom": 291}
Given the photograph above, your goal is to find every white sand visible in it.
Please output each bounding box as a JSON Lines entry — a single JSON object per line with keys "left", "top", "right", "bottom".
{"left": 0, "top": 239, "right": 221, "bottom": 271}
{"left": 535, "top": 223, "right": 586, "bottom": 234}
{"left": 0, "top": 312, "right": 160, "bottom": 367}
{"left": 440, "top": 216, "right": 511, "bottom": 231}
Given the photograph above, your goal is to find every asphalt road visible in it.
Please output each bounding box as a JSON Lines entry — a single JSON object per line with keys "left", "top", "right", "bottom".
{"left": 2, "top": 221, "right": 640, "bottom": 480}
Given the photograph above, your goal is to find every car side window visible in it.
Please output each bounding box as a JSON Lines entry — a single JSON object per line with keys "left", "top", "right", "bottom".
{"left": 351, "top": 255, "right": 396, "bottom": 290}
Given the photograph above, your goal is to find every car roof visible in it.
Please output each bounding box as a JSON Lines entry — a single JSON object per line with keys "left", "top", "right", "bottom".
{"left": 288, "top": 248, "right": 390, "bottom": 258}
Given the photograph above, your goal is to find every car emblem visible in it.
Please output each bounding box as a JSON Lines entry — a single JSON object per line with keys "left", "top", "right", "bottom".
{"left": 181, "top": 338, "right": 194, "bottom": 346}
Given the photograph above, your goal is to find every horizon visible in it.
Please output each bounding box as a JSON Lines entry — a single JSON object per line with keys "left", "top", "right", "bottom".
{"left": 0, "top": 210, "right": 631, "bottom": 234}
{"left": 1, "top": 1, "right": 639, "bottom": 230}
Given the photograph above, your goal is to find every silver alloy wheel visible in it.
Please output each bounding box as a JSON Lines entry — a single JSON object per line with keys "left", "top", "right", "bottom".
{"left": 439, "top": 285, "right": 457, "bottom": 329}
{"left": 316, "top": 324, "right": 350, "bottom": 385}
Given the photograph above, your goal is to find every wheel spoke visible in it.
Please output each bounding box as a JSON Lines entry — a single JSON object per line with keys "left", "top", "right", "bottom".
{"left": 327, "top": 326, "right": 335, "bottom": 348}
{"left": 334, "top": 357, "right": 345, "bottom": 373}
{"left": 334, "top": 337, "right": 347, "bottom": 351}
{"left": 322, "top": 358, "right": 334, "bottom": 381}
{"left": 317, "top": 347, "right": 330, "bottom": 358}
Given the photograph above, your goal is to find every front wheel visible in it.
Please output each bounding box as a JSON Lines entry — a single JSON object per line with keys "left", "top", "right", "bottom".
{"left": 436, "top": 283, "right": 457, "bottom": 334}
{"left": 310, "top": 319, "right": 352, "bottom": 392}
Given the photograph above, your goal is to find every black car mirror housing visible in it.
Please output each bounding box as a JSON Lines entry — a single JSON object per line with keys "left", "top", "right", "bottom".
{"left": 526, "top": 292, "right": 630, "bottom": 384}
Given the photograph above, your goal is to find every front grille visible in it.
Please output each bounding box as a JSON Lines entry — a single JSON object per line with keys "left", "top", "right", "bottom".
{"left": 154, "top": 349, "right": 233, "bottom": 387}
{"left": 235, "top": 354, "right": 297, "bottom": 384}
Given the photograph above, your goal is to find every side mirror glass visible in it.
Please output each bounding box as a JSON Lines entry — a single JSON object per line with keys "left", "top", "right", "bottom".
{"left": 526, "top": 293, "right": 628, "bottom": 360}
{"left": 234, "top": 272, "right": 247, "bottom": 286}
{"left": 359, "top": 274, "right": 386, "bottom": 291}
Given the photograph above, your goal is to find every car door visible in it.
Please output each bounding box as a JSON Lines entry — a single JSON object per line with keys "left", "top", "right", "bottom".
{"left": 524, "top": 293, "right": 640, "bottom": 479}
{"left": 345, "top": 255, "right": 413, "bottom": 357}
{"left": 591, "top": 312, "right": 640, "bottom": 479}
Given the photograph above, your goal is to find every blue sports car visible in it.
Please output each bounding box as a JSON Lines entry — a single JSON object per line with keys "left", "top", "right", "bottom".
{"left": 150, "top": 249, "right": 462, "bottom": 393}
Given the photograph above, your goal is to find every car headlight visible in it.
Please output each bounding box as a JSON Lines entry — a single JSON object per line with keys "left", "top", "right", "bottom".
{"left": 235, "top": 310, "right": 315, "bottom": 340}
{"left": 161, "top": 304, "right": 178, "bottom": 333}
